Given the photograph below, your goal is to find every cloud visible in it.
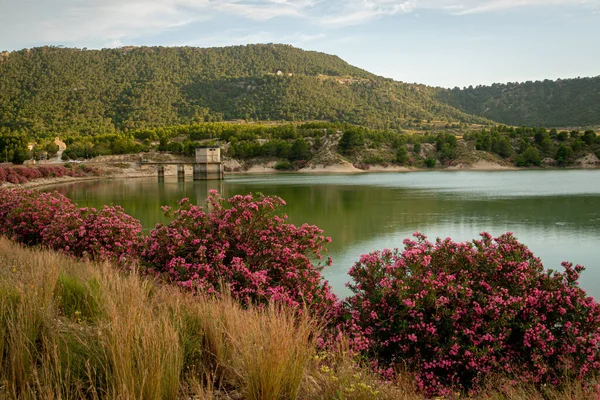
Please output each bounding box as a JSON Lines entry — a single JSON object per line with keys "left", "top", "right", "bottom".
{"left": 445, "top": 0, "right": 595, "bottom": 15}
{"left": 0, "top": 0, "right": 597, "bottom": 49}
{"left": 0, "top": 0, "right": 316, "bottom": 49}
{"left": 308, "top": 0, "right": 599, "bottom": 27}
{"left": 1, "top": 0, "right": 205, "bottom": 47}
{"left": 318, "top": 0, "right": 599, "bottom": 22}
{"left": 209, "top": 0, "right": 316, "bottom": 21}
{"left": 318, "top": 1, "right": 417, "bottom": 26}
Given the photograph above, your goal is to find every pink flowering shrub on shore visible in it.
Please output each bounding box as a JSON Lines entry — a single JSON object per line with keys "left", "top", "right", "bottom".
{"left": 0, "top": 188, "right": 141, "bottom": 263}
{"left": 0, "top": 165, "right": 103, "bottom": 184}
{"left": 338, "top": 232, "right": 600, "bottom": 396}
{"left": 0, "top": 188, "right": 77, "bottom": 245}
{"left": 43, "top": 205, "right": 142, "bottom": 264}
{"left": 142, "top": 190, "right": 337, "bottom": 313}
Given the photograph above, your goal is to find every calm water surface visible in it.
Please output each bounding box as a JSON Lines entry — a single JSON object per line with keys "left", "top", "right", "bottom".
{"left": 49, "top": 170, "right": 600, "bottom": 298}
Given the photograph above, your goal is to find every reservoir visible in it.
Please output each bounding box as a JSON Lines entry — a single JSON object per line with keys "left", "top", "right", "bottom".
{"left": 50, "top": 170, "right": 600, "bottom": 299}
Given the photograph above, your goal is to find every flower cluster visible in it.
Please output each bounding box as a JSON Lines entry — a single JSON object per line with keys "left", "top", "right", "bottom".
{"left": 338, "top": 232, "right": 600, "bottom": 396}
{"left": 43, "top": 205, "right": 142, "bottom": 264}
{"left": 142, "top": 190, "right": 337, "bottom": 313}
{"left": 0, "top": 188, "right": 141, "bottom": 263}
{"left": 0, "top": 165, "right": 103, "bottom": 185}
{"left": 0, "top": 188, "right": 77, "bottom": 245}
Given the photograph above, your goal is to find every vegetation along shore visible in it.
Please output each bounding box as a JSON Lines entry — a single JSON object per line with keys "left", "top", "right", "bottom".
{"left": 1, "top": 121, "right": 598, "bottom": 190}
{"left": 1, "top": 187, "right": 599, "bottom": 398}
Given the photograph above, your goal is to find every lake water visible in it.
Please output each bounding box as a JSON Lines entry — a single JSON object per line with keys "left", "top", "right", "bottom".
{"left": 49, "top": 170, "right": 600, "bottom": 299}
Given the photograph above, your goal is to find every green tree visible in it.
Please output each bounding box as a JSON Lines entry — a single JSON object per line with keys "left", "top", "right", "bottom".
{"left": 12, "top": 149, "right": 29, "bottom": 164}
{"left": 395, "top": 146, "right": 409, "bottom": 164}
{"left": 521, "top": 147, "right": 541, "bottom": 166}
{"left": 439, "top": 143, "right": 455, "bottom": 161}
{"left": 413, "top": 143, "right": 421, "bottom": 155}
{"left": 424, "top": 157, "right": 436, "bottom": 168}
{"left": 555, "top": 144, "right": 574, "bottom": 166}
{"left": 582, "top": 130, "right": 596, "bottom": 146}
{"left": 557, "top": 131, "right": 569, "bottom": 142}
{"left": 572, "top": 140, "right": 585, "bottom": 152}
{"left": 338, "top": 129, "right": 364, "bottom": 155}
{"left": 540, "top": 137, "right": 553, "bottom": 156}
{"left": 497, "top": 137, "right": 513, "bottom": 158}
{"left": 288, "top": 138, "right": 311, "bottom": 161}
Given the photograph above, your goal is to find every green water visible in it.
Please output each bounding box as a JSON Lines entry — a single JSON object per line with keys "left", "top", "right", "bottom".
{"left": 49, "top": 170, "right": 600, "bottom": 299}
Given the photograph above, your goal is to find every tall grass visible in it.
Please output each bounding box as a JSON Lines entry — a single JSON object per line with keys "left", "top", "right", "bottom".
{"left": 0, "top": 238, "right": 320, "bottom": 399}
{"left": 0, "top": 237, "right": 596, "bottom": 399}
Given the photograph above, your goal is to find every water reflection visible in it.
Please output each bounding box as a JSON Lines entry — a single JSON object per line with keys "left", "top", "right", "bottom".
{"left": 49, "top": 171, "right": 600, "bottom": 299}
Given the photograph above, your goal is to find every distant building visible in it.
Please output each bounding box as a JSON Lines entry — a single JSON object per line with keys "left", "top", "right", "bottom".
{"left": 195, "top": 146, "right": 221, "bottom": 163}
{"left": 194, "top": 146, "right": 223, "bottom": 180}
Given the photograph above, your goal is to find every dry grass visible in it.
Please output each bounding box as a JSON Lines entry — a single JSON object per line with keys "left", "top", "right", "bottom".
{"left": 301, "top": 339, "right": 420, "bottom": 400}
{"left": 0, "top": 237, "right": 597, "bottom": 399}
{"left": 0, "top": 238, "right": 318, "bottom": 400}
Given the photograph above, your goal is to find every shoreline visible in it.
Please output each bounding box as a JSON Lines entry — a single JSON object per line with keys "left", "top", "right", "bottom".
{"left": 2, "top": 161, "right": 598, "bottom": 190}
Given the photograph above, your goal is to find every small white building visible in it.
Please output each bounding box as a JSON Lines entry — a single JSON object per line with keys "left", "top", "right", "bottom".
{"left": 195, "top": 146, "right": 221, "bottom": 163}
{"left": 194, "top": 146, "right": 223, "bottom": 180}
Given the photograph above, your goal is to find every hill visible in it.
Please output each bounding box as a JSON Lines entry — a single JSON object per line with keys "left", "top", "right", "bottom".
{"left": 437, "top": 76, "right": 600, "bottom": 127}
{"left": 0, "top": 44, "right": 483, "bottom": 138}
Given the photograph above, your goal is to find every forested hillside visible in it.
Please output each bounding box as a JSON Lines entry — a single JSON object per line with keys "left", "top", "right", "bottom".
{"left": 0, "top": 44, "right": 482, "bottom": 138}
{"left": 437, "top": 76, "right": 600, "bottom": 127}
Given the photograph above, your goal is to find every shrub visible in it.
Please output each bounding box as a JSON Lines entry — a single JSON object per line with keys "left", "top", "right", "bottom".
{"left": 0, "top": 189, "right": 140, "bottom": 263}
{"left": 339, "top": 232, "right": 600, "bottom": 396}
{"left": 6, "top": 174, "right": 20, "bottom": 184}
{"left": 14, "top": 167, "right": 41, "bottom": 180}
{"left": 274, "top": 160, "right": 294, "bottom": 171}
{"left": 0, "top": 165, "right": 95, "bottom": 185}
{"left": 142, "top": 191, "right": 337, "bottom": 313}
{"left": 38, "top": 166, "right": 53, "bottom": 177}
{"left": 395, "top": 146, "right": 409, "bottom": 164}
{"left": 0, "top": 188, "right": 77, "bottom": 245}
{"left": 43, "top": 205, "right": 143, "bottom": 264}
{"left": 424, "top": 157, "right": 436, "bottom": 168}
{"left": 78, "top": 165, "right": 103, "bottom": 176}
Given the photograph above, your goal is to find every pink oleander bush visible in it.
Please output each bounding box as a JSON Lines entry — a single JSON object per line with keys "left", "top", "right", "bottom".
{"left": 338, "top": 232, "right": 600, "bottom": 396}
{"left": 0, "top": 165, "right": 100, "bottom": 185}
{"left": 43, "top": 205, "right": 143, "bottom": 264}
{"left": 142, "top": 190, "right": 337, "bottom": 313}
{"left": 0, "top": 188, "right": 77, "bottom": 245}
{"left": 0, "top": 188, "right": 141, "bottom": 263}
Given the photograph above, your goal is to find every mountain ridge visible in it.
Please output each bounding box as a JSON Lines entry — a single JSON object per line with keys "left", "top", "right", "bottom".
{"left": 1, "top": 43, "right": 598, "bottom": 137}
{"left": 437, "top": 75, "right": 600, "bottom": 127}
{"left": 0, "top": 44, "right": 485, "bottom": 137}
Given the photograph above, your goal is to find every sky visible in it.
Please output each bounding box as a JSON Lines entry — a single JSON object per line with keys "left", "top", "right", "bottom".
{"left": 0, "top": 0, "right": 599, "bottom": 88}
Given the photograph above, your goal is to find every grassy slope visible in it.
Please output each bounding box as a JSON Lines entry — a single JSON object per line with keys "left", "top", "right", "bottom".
{"left": 0, "top": 237, "right": 596, "bottom": 399}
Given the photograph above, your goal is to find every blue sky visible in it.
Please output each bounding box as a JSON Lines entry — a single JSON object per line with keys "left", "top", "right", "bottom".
{"left": 0, "top": 0, "right": 598, "bottom": 87}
